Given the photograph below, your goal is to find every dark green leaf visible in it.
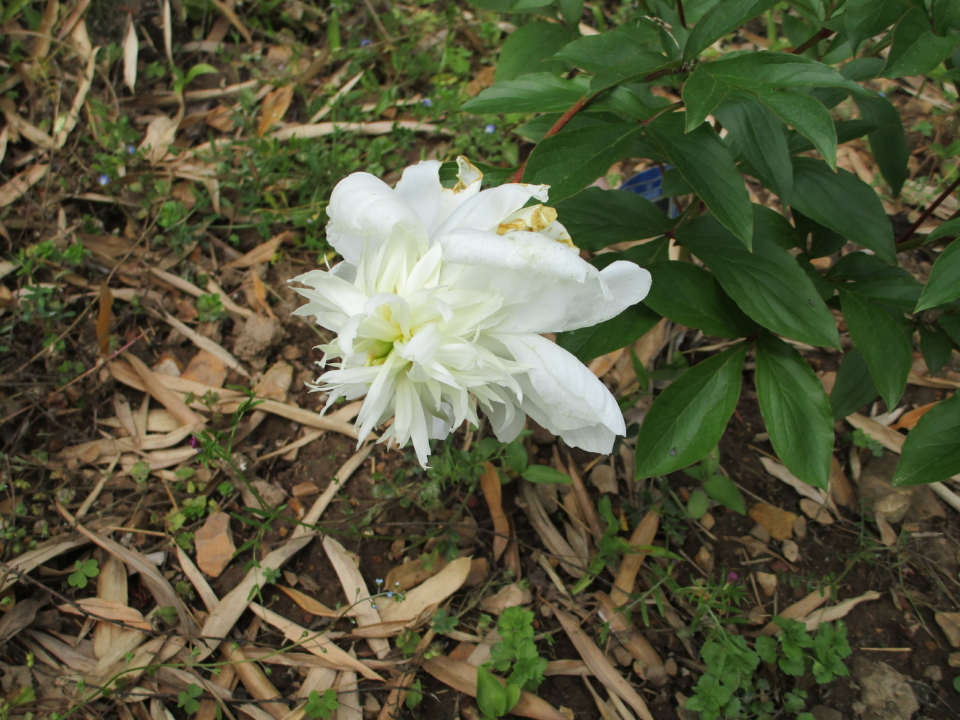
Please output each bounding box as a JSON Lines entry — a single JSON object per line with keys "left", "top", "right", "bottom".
{"left": 755, "top": 333, "right": 834, "bottom": 488}
{"left": 791, "top": 157, "right": 896, "bottom": 264}
{"left": 647, "top": 113, "right": 753, "bottom": 248}
{"left": 845, "top": 0, "right": 907, "bottom": 54}
{"left": 916, "top": 241, "right": 960, "bottom": 311}
{"left": 926, "top": 218, "right": 960, "bottom": 243}
{"left": 759, "top": 89, "right": 837, "bottom": 171}
{"left": 795, "top": 210, "right": 846, "bottom": 259}
{"left": 883, "top": 8, "right": 957, "bottom": 78}
{"left": 559, "top": 0, "right": 584, "bottom": 27}
{"left": 933, "top": 0, "right": 960, "bottom": 32}
{"left": 687, "top": 489, "right": 710, "bottom": 519}
{"left": 703, "top": 473, "right": 746, "bottom": 514}
{"left": 661, "top": 169, "right": 694, "bottom": 196}
{"left": 830, "top": 347, "right": 879, "bottom": 420}
{"left": 919, "top": 325, "right": 953, "bottom": 375}
{"left": 716, "top": 92, "right": 793, "bottom": 203}
{"left": 940, "top": 313, "right": 960, "bottom": 346}
{"left": 676, "top": 214, "right": 840, "bottom": 348}
{"left": 796, "top": 253, "right": 836, "bottom": 301}
{"left": 839, "top": 289, "right": 911, "bottom": 409}
{"left": 494, "top": 22, "right": 577, "bottom": 81}
{"left": 682, "top": 63, "right": 730, "bottom": 130}
{"left": 522, "top": 465, "right": 572, "bottom": 485}
{"left": 754, "top": 203, "right": 800, "bottom": 250}
{"left": 554, "top": 187, "right": 675, "bottom": 252}
{"left": 461, "top": 73, "right": 584, "bottom": 114}
{"left": 893, "top": 394, "right": 960, "bottom": 486}
{"left": 523, "top": 122, "right": 642, "bottom": 204}
{"left": 636, "top": 343, "right": 747, "bottom": 479}
{"left": 555, "top": 24, "right": 662, "bottom": 74}
{"left": 514, "top": 112, "right": 616, "bottom": 143}
{"left": 700, "top": 53, "right": 866, "bottom": 94}
{"left": 556, "top": 303, "right": 662, "bottom": 362}
{"left": 856, "top": 95, "right": 909, "bottom": 197}
{"left": 644, "top": 261, "right": 758, "bottom": 338}
{"left": 590, "top": 237, "right": 671, "bottom": 271}
{"left": 683, "top": 0, "right": 780, "bottom": 60}
{"left": 588, "top": 50, "right": 674, "bottom": 94}
{"left": 786, "top": 119, "right": 877, "bottom": 153}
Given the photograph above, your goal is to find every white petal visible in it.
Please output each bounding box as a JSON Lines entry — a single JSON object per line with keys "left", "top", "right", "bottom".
{"left": 326, "top": 172, "right": 427, "bottom": 263}
{"left": 495, "top": 333, "right": 625, "bottom": 454}
{"left": 394, "top": 159, "right": 481, "bottom": 237}
{"left": 432, "top": 183, "right": 549, "bottom": 239}
{"left": 439, "top": 227, "right": 588, "bottom": 281}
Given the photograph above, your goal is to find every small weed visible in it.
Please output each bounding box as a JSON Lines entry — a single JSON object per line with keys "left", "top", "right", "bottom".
{"left": 68, "top": 559, "right": 99, "bottom": 589}
{"left": 177, "top": 684, "right": 202, "bottom": 715}
{"left": 486, "top": 606, "right": 547, "bottom": 692}
{"left": 304, "top": 689, "right": 339, "bottom": 719}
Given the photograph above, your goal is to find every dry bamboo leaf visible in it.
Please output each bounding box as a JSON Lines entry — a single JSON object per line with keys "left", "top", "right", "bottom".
{"left": 323, "top": 536, "right": 390, "bottom": 658}
{"left": 113, "top": 393, "right": 138, "bottom": 443}
{"left": 237, "top": 399, "right": 358, "bottom": 437}
{"left": 595, "top": 591, "right": 662, "bottom": 671}
{"left": 1, "top": 536, "right": 88, "bottom": 593}
{"left": 197, "top": 664, "right": 237, "bottom": 720}
{"left": 891, "top": 401, "right": 941, "bottom": 430}
{"left": 208, "top": 0, "right": 252, "bottom": 41}
{"left": 251, "top": 271, "right": 277, "bottom": 318}
{"left": 55, "top": 46, "right": 98, "bottom": 147}
{"left": 566, "top": 457, "right": 605, "bottom": 547}
{"left": 93, "top": 556, "right": 128, "bottom": 656}
{"left": 800, "top": 591, "right": 882, "bottom": 631}
{"left": 0, "top": 126, "right": 7, "bottom": 165}
{"left": 519, "top": 481, "right": 585, "bottom": 579}
{"left": 550, "top": 605, "right": 655, "bottom": 720}
{"left": 376, "top": 670, "right": 414, "bottom": 720}
{"left": 122, "top": 353, "right": 203, "bottom": 426}
{"left": 422, "top": 656, "right": 568, "bottom": 720}
{"left": 61, "top": 598, "right": 150, "bottom": 631}
{"left": 206, "top": 278, "right": 254, "bottom": 318}
{"left": 334, "top": 662, "right": 362, "bottom": 720}
{"left": 123, "top": 18, "right": 138, "bottom": 91}
{"left": 139, "top": 113, "right": 180, "bottom": 163}
{"left": 25, "top": 630, "right": 96, "bottom": 672}
{"left": 0, "top": 164, "right": 49, "bottom": 208}
{"left": 759, "top": 457, "right": 830, "bottom": 508}
{"left": 610, "top": 510, "right": 659, "bottom": 606}
{"left": 32, "top": 0, "right": 59, "bottom": 58}
{"left": 224, "top": 644, "right": 289, "bottom": 720}
{"left": 544, "top": 660, "right": 591, "bottom": 676}
{"left": 59, "top": 422, "right": 197, "bottom": 461}
{"left": 249, "top": 604, "right": 384, "bottom": 681}
{"left": 239, "top": 705, "right": 276, "bottom": 720}
{"left": 829, "top": 455, "right": 857, "bottom": 510}
{"left": 275, "top": 585, "right": 338, "bottom": 618}
{"left": 258, "top": 85, "right": 295, "bottom": 136}
{"left": 108, "top": 357, "right": 245, "bottom": 404}
{"left": 480, "top": 462, "right": 508, "bottom": 561}
{"left": 270, "top": 121, "right": 447, "bottom": 141}
{"left": 309, "top": 70, "right": 365, "bottom": 124}
{"left": 160, "top": 312, "right": 249, "bottom": 378}
{"left": 582, "top": 676, "right": 622, "bottom": 720}
{"left": 225, "top": 231, "right": 291, "bottom": 269}
{"left": 378, "top": 557, "right": 471, "bottom": 623}
{"left": 57, "top": 503, "right": 199, "bottom": 635}
{"left": 175, "top": 545, "right": 219, "bottom": 613}
{"left": 97, "top": 283, "right": 113, "bottom": 358}
{"left": 760, "top": 589, "right": 830, "bottom": 636}
{"left": 92, "top": 636, "right": 185, "bottom": 689}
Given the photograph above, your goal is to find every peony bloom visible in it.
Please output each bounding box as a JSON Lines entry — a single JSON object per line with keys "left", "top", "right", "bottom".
{"left": 292, "top": 157, "right": 652, "bottom": 467}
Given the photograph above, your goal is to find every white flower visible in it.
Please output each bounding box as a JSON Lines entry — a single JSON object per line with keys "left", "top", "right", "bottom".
{"left": 292, "top": 157, "right": 652, "bottom": 467}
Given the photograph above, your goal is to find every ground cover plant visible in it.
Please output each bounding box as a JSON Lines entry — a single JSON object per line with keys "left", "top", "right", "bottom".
{"left": 2, "top": 1, "right": 960, "bottom": 720}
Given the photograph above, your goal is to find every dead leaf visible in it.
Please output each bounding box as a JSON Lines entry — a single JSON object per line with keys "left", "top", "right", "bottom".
{"left": 60, "top": 598, "right": 151, "bottom": 631}
{"left": 479, "top": 583, "right": 532, "bottom": 615}
{"left": 760, "top": 457, "right": 830, "bottom": 507}
{"left": 97, "top": 283, "right": 113, "bottom": 358}
{"left": 195, "top": 512, "right": 235, "bottom": 578}
{"left": 181, "top": 350, "right": 228, "bottom": 388}
{"left": 0, "top": 164, "right": 50, "bottom": 208}
{"left": 935, "top": 612, "right": 960, "bottom": 648}
{"left": 120, "top": 354, "right": 202, "bottom": 427}
{"left": 94, "top": 556, "right": 128, "bottom": 656}
{"left": 258, "top": 85, "right": 294, "bottom": 136}
{"left": 465, "top": 65, "right": 495, "bottom": 97}
{"left": 800, "top": 591, "right": 882, "bottom": 631}
{"left": 891, "top": 401, "right": 941, "bottom": 430}
{"left": 32, "top": 0, "right": 59, "bottom": 59}
{"left": 799, "top": 499, "right": 834, "bottom": 524}
{"left": 139, "top": 113, "right": 180, "bottom": 163}
{"left": 519, "top": 480, "right": 586, "bottom": 579}
{"left": 162, "top": 0, "right": 172, "bottom": 63}
{"left": 160, "top": 312, "right": 249, "bottom": 378}
{"left": 761, "top": 589, "right": 830, "bottom": 635}
{"left": 748, "top": 503, "right": 797, "bottom": 541}
{"left": 225, "top": 231, "right": 292, "bottom": 268}
{"left": 595, "top": 591, "right": 662, "bottom": 672}
{"left": 756, "top": 572, "right": 777, "bottom": 597}
{"left": 323, "top": 536, "right": 390, "bottom": 659}
{"left": 610, "top": 509, "right": 659, "bottom": 606}
{"left": 379, "top": 557, "right": 472, "bottom": 623}
{"left": 829, "top": 455, "right": 857, "bottom": 509}
{"left": 275, "top": 586, "right": 338, "bottom": 618}
{"left": 480, "top": 462, "right": 509, "bottom": 561}
{"left": 123, "top": 17, "right": 138, "bottom": 91}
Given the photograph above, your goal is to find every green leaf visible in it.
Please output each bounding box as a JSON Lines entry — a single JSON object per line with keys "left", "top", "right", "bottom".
{"left": 590, "top": 237, "right": 671, "bottom": 270}
{"left": 494, "top": 22, "right": 577, "bottom": 81}
{"left": 845, "top": 0, "right": 907, "bottom": 54}
{"left": 883, "top": 8, "right": 957, "bottom": 78}
{"left": 588, "top": 50, "right": 674, "bottom": 95}
{"left": 522, "top": 465, "right": 572, "bottom": 485}
{"left": 916, "top": 241, "right": 960, "bottom": 311}
{"left": 919, "top": 325, "right": 953, "bottom": 376}
{"left": 829, "top": 347, "right": 879, "bottom": 420}
{"left": 755, "top": 333, "right": 834, "bottom": 488}
{"left": 553, "top": 187, "right": 675, "bottom": 252}
{"left": 703, "top": 473, "right": 746, "bottom": 514}
{"left": 635, "top": 343, "right": 747, "bottom": 479}
{"left": 675, "top": 214, "right": 840, "bottom": 348}
{"left": 559, "top": 0, "right": 584, "bottom": 27}
{"left": 555, "top": 303, "right": 662, "bottom": 362}
{"left": 717, "top": 93, "right": 792, "bottom": 203}
{"left": 682, "top": 63, "right": 730, "bottom": 130}
{"left": 699, "top": 53, "right": 867, "bottom": 94}
{"left": 683, "top": 0, "right": 780, "bottom": 60}
{"left": 791, "top": 157, "right": 896, "bottom": 264}
{"left": 856, "top": 95, "right": 909, "bottom": 197}
{"left": 759, "top": 89, "right": 837, "bottom": 171}
{"left": 941, "top": 313, "right": 960, "bottom": 346}
{"left": 523, "top": 122, "right": 642, "bottom": 204}
{"left": 644, "top": 261, "right": 758, "bottom": 338}
{"left": 893, "top": 394, "right": 960, "bottom": 486}
{"left": 462, "top": 73, "right": 584, "bottom": 114}
{"left": 647, "top": 113, "right": 753, "bottom": 249}
{"left": 839, "top": 289, "right": 911, "bottom": 409}
{"left": 504, "top": 683, "right": 522, "bottom": 713}
{"left": 438, "top": 161, "right": 517, "bottom": 188}
{"left": 476, "top": 667, "right": 507, "bottom": 718}
{"left": 687, "top": 489, "right": 709, "bottom": 519}
{"left": 926, "top": 217, "right": 960, "bottom": 243}
{"left": 555, "top": 24, "right": 662, "bottom": 74}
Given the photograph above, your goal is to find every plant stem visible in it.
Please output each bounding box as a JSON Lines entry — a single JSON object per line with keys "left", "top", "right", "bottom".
{"left": 676, "top": 0, "right": 687, "bottom": 29}
{"left": 896, "top": 174, "right": 960, "bottom": 245}
{"left": 791, "top": 27, "right": 834, "bottom": 55}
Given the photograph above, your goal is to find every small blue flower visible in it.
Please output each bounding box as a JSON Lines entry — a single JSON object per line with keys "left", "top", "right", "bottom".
{"left": 97, "top": 174, "right": 110, "bottom": 186}
{"left": 387, "top": 591, "right": 394, "bottom": 598}
{"left": 371, "top": 604, "right": 378, "bottom": 609}
{"left": 360, "top": 39, "right": 372, "bottom": 47}
{"left": 422, "top": 98, "right": 433, "bottom": 108}
{"left": 484, "top": 124, "right": 496, "bottom": 134}
{"left": 126, "top": 144, "right": 136, "bottom": 154}
{"left": 375, "top": 578, "right": 383, "bottom": 585}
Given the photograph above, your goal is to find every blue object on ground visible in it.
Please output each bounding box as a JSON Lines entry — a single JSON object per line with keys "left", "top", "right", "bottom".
{"left": 619, "top": 165, "right": 678, "bottom": 218}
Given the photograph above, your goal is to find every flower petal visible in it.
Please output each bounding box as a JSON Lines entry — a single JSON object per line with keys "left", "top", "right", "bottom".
{"left": 394, "top": 158, "right": 482, "bottom": 237}
{"left": 432, "top": 183, "right": 549, "bottom": 239}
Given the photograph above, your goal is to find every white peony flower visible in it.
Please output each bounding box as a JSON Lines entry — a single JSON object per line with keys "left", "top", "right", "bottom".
{"left": 292, "top": 157, "right": 652, "bottom": 467}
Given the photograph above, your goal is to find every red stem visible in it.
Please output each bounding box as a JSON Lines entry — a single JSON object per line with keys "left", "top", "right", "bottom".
{"left": 896, "top": 174, "right": 960, "bottom": 244}
{"left": 676, "top": 0, "right": 687, "bottom": 29}
{"left": 791, "top": 27, "right": 834, "bottom": 55}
